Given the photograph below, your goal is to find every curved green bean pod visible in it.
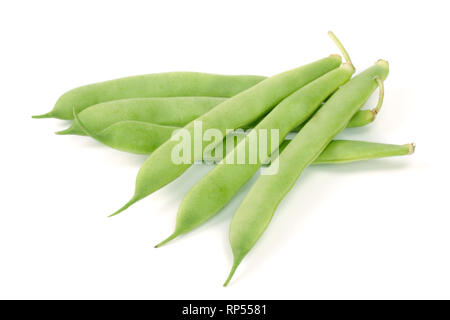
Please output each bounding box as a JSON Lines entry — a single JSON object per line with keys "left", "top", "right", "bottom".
{"left": 155, "top": 63, "right": 355, "bottom": 246}
{"left": 56, "top": 97, "right": 227, "bottom": 136}
{"left": 35, "top": 31, "right": 351, "bottom": 121}
{"left": 32, "top": 73, "right": 266, "bottom": 120}
{"left": 156, "top": 137, "right": 413, "bottom": 247}
{"left": 72, "top": 109, "right": 373, "bottom": 156}
{"left": 224, "top": 60, "right": 390, "bottom": 286}
{"left": 345, "top": 76, "right": 384, "bottom": 128}
{"left": 110, "top": 55, "right": 343, "bottom": 216}
{"left": 346, "top": 109, "right": 375, "bottom": 127}
{"left": 80, "top": 120, "right": 179, "bottom": 155}
{"left": 60, "top": 93, "right": 378, "bottom": 137}
{"left": 312, "top": 140, "right": 414, "bottom": 164}
{"left": 74, "top": 114, "right": 414, "bottom": 163}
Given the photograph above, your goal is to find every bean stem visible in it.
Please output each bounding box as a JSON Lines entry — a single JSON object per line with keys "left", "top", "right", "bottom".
{"left": 372, "top": 76, "right": 385, "bottom": 115}
{"left": 328, "top": 31, "right": 353, "bottom": 67}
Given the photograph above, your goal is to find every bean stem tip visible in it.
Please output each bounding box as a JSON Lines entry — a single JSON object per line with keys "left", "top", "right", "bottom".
{"left": 328, "top": 31, "right": 353, "bottom": 68}
{"left": 371, "top": 76, "right": 385, "bottom": 115}
{"left": 376, "top": 59, "right": 389, "bottom": 68}
{"left": 408, "top": 143, "right": 416, "bottom": 155}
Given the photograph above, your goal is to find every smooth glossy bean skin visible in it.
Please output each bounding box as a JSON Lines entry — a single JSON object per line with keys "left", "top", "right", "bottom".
{"left": 57, "top": 97, "right": 227, "bottom": 136}
{"left": 110, "top": 55, "right": 343, "bottom": 216}
{"left": 224, "top": 60, "right": 390, "bottom": 286}
{"left": 32, "top": 72, "right": 266, "bottom": 120}
{"left": 155, "top": 63, "right": 355, "bottom": 246}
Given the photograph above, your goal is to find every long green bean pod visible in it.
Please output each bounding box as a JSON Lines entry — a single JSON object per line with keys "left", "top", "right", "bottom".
{"left": 61, "top": 94, "right": 378, "bottom": 137}
{"left": 110, "top": 55, "right": 343, "bottom": 217}
{"left": 57, "top": 97, "right": 227, "bottom": 136}
{"left": 74, "top": 114, "right": 414, "bottom": 164}
{"left": 32, "top": 73, "right": 266, "bottom": 120}
{"left": 224, "top": 60, "right": 389, "bottom": 286}
{"left": 155, "top": 63, "right": 355, "bottom": 247}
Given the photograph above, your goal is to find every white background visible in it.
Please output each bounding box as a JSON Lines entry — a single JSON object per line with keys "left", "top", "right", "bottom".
{"left": 1, "top": 0, "right": 448, "bottom": 299}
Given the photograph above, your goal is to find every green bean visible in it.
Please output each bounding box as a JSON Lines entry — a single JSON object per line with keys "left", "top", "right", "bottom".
{"left": 346, "top": 76, "right": 384, "bottom": 128}
{"left": 224, "top": 60, "right": 390, "bottom": 286}
{"left": 59, "top": 93, "right": 378, "bottom": 137}
{"left": 152, "top": 139, "right": 412, "bottom": 246}
{"left": 110, "top": 55, "right": 343, "bottom": 216}
{"left": 72, "top": 110, "right": 375, "bottom": 155}
{"left": 74, "top": 113, "right": 414, "bottom": 163}
{"left": 346, "top": 109, "right": 375, "bottom": 127}
{"left": 34, "top": 31, "right": 354, "bottom": 122}
{"left": 227, "top": 139, "right": 414, "bottom": 165}
{"left": 155, "top": 63, "right": 355, "bottom": 247}
{"left": 32, "top": 73, "right": 266, "bottom": 120}
{"left": 56, "top": 97, "right": 226, "bottom": 136}
{"left": 79, "top": 120, "right": 179, "bottom": 155}
{"left": 312, "top": 140, "right": 414, "bottom": 164}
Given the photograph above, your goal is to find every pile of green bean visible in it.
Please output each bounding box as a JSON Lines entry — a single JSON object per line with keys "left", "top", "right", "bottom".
{"left": 34, "top": 32, "right": 414, "bottom": 286}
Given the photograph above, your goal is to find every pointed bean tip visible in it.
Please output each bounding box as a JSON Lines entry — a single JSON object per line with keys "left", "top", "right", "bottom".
{"left": 32, "top": 112, "right": 53, "bottom": 119}
{"left": 223, "top": 261, "right": 240, "bottom": 287}
{"left": 154, "top": 233, "right": 178, "bottom": 248}
{"left": 55, "top": 124, "right": 79, "bottom": 135}
{"left": 55, "top": 129, "right": 70, "bottom": 135}
{"left": 108, "top": 210, "right": 123, "bottom": 218}
{"left": 108, "top": 197, "right": 138, "bottom": 217}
